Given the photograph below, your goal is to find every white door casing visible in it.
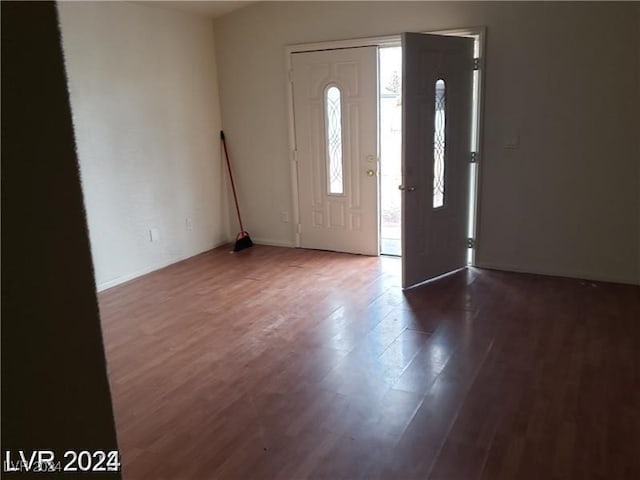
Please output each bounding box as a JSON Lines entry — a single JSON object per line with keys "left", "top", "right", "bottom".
{"left": 291, "top": 47, "right": 379, "bottom": 256}
{"left": 402, "top": 33, "right": 474, "bottom": 288}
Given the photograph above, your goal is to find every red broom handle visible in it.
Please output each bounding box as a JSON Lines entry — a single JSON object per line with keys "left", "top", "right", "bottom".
{"left": 220, "top": 131, "right": 245, "bottom": 233}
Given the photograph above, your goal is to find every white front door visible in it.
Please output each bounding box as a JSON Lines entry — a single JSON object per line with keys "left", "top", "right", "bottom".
{"left": 401, "top": 33, "right": 474, "bottom": 288}
{"left": 291, "top": 47, "right": 379, "bottom": 255}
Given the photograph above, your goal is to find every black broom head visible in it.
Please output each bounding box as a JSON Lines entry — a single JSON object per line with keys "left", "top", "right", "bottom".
{"left": 233, "top": 231, "right": 253, "bottom": 252}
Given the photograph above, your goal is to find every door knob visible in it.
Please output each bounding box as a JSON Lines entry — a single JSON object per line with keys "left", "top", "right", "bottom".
{"left": 366, "top": 169, "right": 375, "bottom": 177}
{"left": 398, "top": 185, "right": 416, "bottom": 192}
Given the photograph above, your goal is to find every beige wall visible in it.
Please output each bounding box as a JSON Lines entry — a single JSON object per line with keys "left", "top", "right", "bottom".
{"left": 59, "top": 1, "right": 229, "bottom": 290}
{"left": 214, "top": 1, "right": 640, "bottom": 284}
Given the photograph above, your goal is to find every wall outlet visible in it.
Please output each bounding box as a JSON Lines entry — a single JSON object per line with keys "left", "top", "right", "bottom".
{"left": 281, "top": 211, "right": 290, "bottom": 223}
{"left": 185, "top": 217, "right": 193, "bottom": 231}
{"left": 149, "top": 228, "right": 159, "bottom": 242}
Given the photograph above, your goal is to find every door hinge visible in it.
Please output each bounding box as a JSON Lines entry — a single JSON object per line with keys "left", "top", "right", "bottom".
{"left": 288, "top": 68, "right": 294, "bottom": 83}
{"left": 292, "top": 149, "right": 298, "bottom": 162}
{"left": 467, "top": 237, "right": 475, "bottom": 248}
{"left": 297, "top": 224, "right": 302, "bottom": 234}
{"left": 470, "top": 152, "right": 478, "bottom": 163}
{"left": 473, "top": 58, "right": 480, "bottom": 71}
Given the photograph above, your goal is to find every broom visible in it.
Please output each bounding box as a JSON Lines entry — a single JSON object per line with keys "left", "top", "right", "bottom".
{"left": 220, "top": 130, "right": 253, "bottom": 252}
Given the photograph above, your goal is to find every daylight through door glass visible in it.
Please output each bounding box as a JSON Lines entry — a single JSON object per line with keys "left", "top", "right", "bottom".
{"left": 433, "top": 79, "right": 446, "bottom": 208}
{"left": 325, "top": 85, "right": 344, "bottom": 194}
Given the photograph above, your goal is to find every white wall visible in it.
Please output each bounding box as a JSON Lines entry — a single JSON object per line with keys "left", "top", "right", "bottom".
{"left": 59, "top": 1, "right": 229, "bottom": 290}
{"left": 214, "top": 1, "right": 640, "bottom": 285}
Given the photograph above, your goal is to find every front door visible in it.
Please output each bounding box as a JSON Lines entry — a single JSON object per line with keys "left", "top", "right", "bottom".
{"left": 291, "top": 47, "right": 378, "bottom": 255}
{"left": 401, "top": 33, "right": 474, "bottom": 288}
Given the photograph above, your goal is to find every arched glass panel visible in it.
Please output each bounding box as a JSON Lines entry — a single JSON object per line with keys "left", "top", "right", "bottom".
{"left": 433, "top": 79, "right": 446, "bottom": 208}
{"left": 325, "top": 86, "right": 344, "bottom": 195}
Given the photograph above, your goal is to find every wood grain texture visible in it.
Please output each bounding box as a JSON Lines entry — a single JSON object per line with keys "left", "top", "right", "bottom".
{"left": 98, "top": 245, "right": 640, "bottom": 479}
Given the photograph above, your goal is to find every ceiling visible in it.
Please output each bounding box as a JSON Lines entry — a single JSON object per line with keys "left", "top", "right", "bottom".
{"left": 141, "top": 1, "right": 256, "bottom": 18}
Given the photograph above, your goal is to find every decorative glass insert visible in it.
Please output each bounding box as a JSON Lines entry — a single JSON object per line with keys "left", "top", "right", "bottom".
{"left": 325, "top": 86, "right": 344, "bottom": 195}
{"left": 433, "top": 79, "right": 446, "bottom": 208}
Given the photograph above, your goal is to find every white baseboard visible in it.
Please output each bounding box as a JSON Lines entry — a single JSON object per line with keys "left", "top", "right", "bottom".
{"left": 97, "top": 260, "right": 180, "bottom": 292}
{"left": 96, "top": 239, "right": 230, "bottom": 292}
{"left": 250, "top": 237, "right": 296, "bottom": 248}
{"left": 98, "top": 248, "right": 637, "bottom": 291}
{"left": 474, "top": 260, "right": 640, "bottom": 286}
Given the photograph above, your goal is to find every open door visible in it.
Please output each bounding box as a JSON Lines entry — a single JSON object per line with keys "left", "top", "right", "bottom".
{"left": 401, "top": 33, "right": 474, "bottom": 288}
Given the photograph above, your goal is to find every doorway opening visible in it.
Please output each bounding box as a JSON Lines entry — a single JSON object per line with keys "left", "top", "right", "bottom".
{"left": 379, "top": 46, "right": 403, "bottom": 256}
{"left": 378, "top": 34, "right": 480, "bottom": 262}
{"left": 287, "top": 28, "right": 484, "bottom": 266}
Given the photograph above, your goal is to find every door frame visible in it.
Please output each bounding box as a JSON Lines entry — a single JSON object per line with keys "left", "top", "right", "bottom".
{"left": 285, "top": 27, "right": 486, "bottom": 264}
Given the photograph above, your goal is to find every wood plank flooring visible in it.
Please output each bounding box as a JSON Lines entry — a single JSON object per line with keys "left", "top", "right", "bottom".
{"left": 98, "top": 245, "right": 640, "bottom": 479}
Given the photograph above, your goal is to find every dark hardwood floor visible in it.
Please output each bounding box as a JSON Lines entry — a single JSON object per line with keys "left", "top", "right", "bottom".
{"left": 98, "top": 245, "right": 640, "bottom": 479}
